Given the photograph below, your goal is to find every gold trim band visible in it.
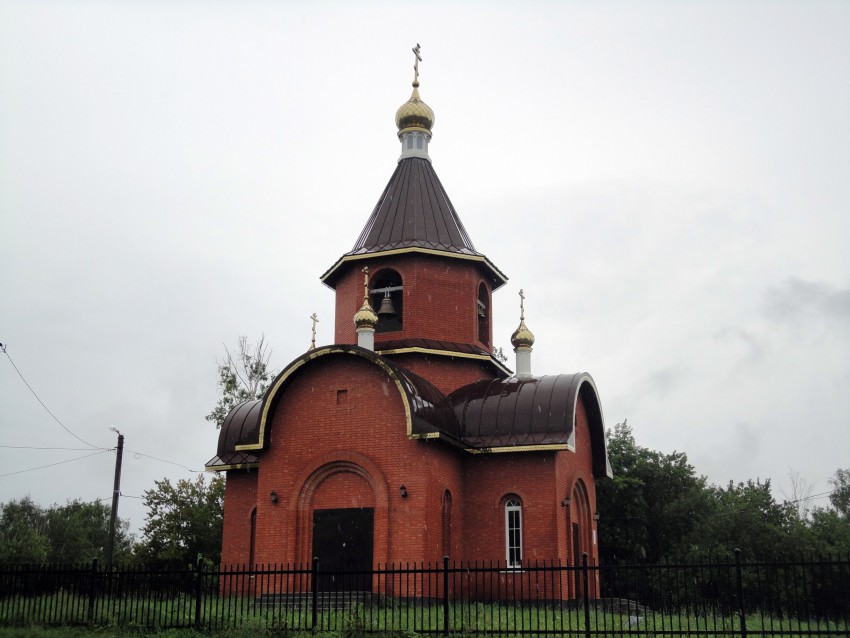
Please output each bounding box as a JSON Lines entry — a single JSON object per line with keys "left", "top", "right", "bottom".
{"left": 322, "top": 247, "right": 508, "bottom": 289}
{"left": 377, "top": 347, "right": 513, "bottom": 376}
{"left": 205, "top": 463, "right": 260, "bottom": 472}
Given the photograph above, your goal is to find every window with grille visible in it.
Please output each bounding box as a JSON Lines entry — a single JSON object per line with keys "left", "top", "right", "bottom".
{"left": 504, "top": 497, "right": 522, "bottom": 567}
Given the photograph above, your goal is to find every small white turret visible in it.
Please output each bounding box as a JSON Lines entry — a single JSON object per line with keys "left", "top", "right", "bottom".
{"left": 510, "top": 289, "right": 535, "bottom": 378}
{"left": 354, "top": 266, "right": 378, "bottom": 350}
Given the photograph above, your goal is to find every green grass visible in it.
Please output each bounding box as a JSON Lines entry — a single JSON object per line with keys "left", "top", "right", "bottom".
{"left": 1, "top": 595, "right": 847, "bottom": 637}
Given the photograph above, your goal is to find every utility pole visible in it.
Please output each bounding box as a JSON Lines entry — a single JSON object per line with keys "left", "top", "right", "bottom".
{"left": 106, "top": 427, "right": 124, "bottom": 571}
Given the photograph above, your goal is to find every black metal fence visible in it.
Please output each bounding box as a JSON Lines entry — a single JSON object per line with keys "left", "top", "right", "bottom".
{"left": 1, "top": 551, "right": 848, "bottom": 636}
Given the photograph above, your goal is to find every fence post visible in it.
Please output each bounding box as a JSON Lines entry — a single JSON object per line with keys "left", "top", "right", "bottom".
{"left": 194, "top": 557, "right": 204, "bottom": 631}
{"left": 87, "top": 558, "right": 98, "bottom": 626}
{"left": 734, "top": 549, "right": 747, "bottom": 638}
{"left": 311, "top": 557, "right": 319, "bottom": 632}
{"left": 442, "top": 556, "right": 450, "bottom": 637}
{"left": 582, "top": 552, "right": 591, "bottom": 638}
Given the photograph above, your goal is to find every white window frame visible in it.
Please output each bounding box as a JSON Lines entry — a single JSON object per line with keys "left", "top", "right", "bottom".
{"left": 504, "top": 497, "right": 523, "bottom": 568}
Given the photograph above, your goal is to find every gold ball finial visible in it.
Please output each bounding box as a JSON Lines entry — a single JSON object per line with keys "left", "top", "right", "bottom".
{"left": 511, "top": 288, "right": 535, "bottom": 350}
{"left": 396, "top": 43, "right": 435, "bottom": 136}
{"left": 354, "top": 266, "right": 378, "bottom": 330}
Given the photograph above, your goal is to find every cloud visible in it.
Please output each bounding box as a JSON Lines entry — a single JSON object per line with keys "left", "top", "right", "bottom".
{"left": 712, "top": 327, "right": 768, "bottom": 369}
{"left": 761, "top": 278, "right": 850, "bottom": 325}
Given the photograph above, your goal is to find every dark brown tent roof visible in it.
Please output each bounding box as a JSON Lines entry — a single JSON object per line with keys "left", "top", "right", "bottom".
{"left": 321, "top": 158, "right": 507, "bottom": 289}
{"left": 351, "top": 157, "right": 479, "bottom": 256}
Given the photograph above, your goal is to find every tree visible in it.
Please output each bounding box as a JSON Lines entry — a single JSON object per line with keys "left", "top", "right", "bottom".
{"left": 829, "top": 467, "right": 850, "bottom": 520}
{"left": 136, "top": 474, "right": 225, "bottom": 566}
{"left": 781, "top": 467, "right": 816, "bottom": 520}
{"left": 205, "top": 335, "right": 274, "bottom": 429}
{"left": 0, "top": 497, "right": 133, "bottom": 564}
{"left": 0, "top": 497, "right": 49, "bottom": 563}
{"left": 698, "top": 479, "right": 798, "bottom": 559}
{"left": 46, "top": 499, "right": 133, "bottom": 564}
{"left": 596, "top": 422, "right": 712, "bottom": 562}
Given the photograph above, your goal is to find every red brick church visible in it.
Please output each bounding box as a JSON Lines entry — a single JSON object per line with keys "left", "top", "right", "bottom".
{"left": 206, "top": 51, "right": 612, "bottom": 577}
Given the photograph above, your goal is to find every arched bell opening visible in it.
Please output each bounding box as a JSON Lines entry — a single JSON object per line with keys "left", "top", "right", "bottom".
{"left": 477, "top": 281, "right": 490, "bottom": 347}
{"left": 371, "top": 268, "right": 403, "bottom": 333}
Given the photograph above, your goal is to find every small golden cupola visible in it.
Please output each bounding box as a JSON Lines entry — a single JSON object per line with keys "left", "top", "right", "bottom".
{"left": 354, "top": 266, "right": 379, "bottom": 350}
{"left": 395, "top": 44, "right": 434, "bottom": 161}
{"left": 511, "top": 289, "right": 535, "bottom": 378}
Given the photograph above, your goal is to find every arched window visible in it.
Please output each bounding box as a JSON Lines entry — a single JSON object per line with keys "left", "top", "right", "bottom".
{"left": 371, "top": 269, "right": 403, "bottom": 333}
{"left": 504, "top": 496, "right": 523, "bottom": 567}
{"left": 477, "top": 282, "right": 490, "bottom": 346}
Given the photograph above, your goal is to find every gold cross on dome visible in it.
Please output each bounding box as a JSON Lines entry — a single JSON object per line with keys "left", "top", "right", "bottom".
{"left": 362, "top": 266, "right": 371, "bottom": 301}
{"left": 310, "top": 313, "right": 319, "bottom": 350}
{"left": 519, "top": 289, "right": 526, "bottom": 321}
{"left": 412, "top": 43, "right": 422, "bottom": 84}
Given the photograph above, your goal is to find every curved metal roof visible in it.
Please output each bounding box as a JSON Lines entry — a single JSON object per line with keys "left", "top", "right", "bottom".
{"left": 205, "top": 399, "right": 261, "bottom": 470}
{"left": 219, "top": 345, "right": 461, "bottom": 455}
{"left": 447, "top": 373, "right": 612, "bottom": 478}
{"left": 206, "top": 349, "right": 610, "bottom": 479}
{"left": 449, "top": 375, "right": 575, "bottom": 449}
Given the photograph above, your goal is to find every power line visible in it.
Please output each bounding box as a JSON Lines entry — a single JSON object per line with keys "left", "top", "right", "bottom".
{"left": 0, "top": 450, "right": 111, "bottom": 478}
{"left": 0, "top": 445, "right": 95, "bottom": 451}
{"left": 2, "top": 344, "right": 203, "bottom": 475}
{"left": 1, "top": 344, "right": 101, "bottom": 450}
{"left": 126, "top": 449, "right": 202, "bottom": 473}
{"left": 788, "top": 490, "right": 834, "bottom": 504}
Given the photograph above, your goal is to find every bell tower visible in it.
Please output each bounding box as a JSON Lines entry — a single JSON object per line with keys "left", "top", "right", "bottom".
{"left": 321, "top": 46, "right": 509, "bottom": 392}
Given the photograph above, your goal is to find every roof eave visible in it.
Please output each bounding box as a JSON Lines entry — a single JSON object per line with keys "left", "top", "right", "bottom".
{"left": 321, "top": 248, "right": 508, "bottom": 291}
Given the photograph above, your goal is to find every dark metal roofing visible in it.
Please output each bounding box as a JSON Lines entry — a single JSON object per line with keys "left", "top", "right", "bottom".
{"left": 350, "top": 157, "right": 479, "bottom": 256}
{"left": 449, "top": 375, "right": 574, "bottom": 448}
{"left": 376, "top": 338, "right": 512, "bottom": 378}
{"left": 320, "top": 158, "right": 508, "bottom": 290}
{"left": 207, "top": 348, "right": 610, "bottom": 478}
{"left": 209, "top": 345, "right": 461, "bottom": 458}
{"left": 446, "top": 373, "right": 612, "bottom": 478}
{"left": 205, "top": 399, "right": 261, "bottom": 469}
{"left": 376, "top": 338, "right": 491, "bottom": 357}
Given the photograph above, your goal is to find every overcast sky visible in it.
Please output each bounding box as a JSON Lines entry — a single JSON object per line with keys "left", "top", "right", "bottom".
{"left": 2, "top": 1, "right": 848, "bottom": 539}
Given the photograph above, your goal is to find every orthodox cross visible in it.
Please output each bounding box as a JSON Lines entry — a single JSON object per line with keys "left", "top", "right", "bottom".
{"left": 519, "top": 289, "right": 526, "bottom": 321}
{"left": 362, "top": 266, "right": 370, "bottom": 300}
{"left": 412, "top": 43, "right": 422, "bottom": 84}
{"left": 310, "top": 313, "right": 319, "bottom": 350}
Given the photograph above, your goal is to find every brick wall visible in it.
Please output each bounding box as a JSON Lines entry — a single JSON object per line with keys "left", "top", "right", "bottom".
{"left": 218, "top": 352, "right": 601, "bottom": 599}
{"left": 332, "top": 254, "right": 494, "bottom": 351}
{"left": 221, "top": 470, "right": 258, "bottom": 566}
{"left": 246, "top": 354, "right": 464, "bottom": 568}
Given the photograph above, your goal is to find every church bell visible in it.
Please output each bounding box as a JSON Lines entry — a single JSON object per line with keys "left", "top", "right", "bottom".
{"left": 378, "top": 290, "right": 397, "bottom": 317}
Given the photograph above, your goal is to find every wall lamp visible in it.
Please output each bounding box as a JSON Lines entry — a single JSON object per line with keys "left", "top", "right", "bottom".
{"left": 269, "top": 491, "right": 278, "bottom": 505}
{"left": 400, "top": 485, "right": 408, "bottom": 499}
{"left": 561, "top": 497, "right": 571, "bottom": 508}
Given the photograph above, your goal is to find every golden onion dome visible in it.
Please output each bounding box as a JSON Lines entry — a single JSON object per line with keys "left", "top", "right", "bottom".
{"left": 354, "top": 298, "right": 378, "bottom": 330}
{"left": 511, "top": 319, "right": 535, "bottom": 350}
{"left": 395, "top": 82, "right": 435, "bottom": 136}
{"left": 354, "top": 266, "right": 378, "bottom": 330}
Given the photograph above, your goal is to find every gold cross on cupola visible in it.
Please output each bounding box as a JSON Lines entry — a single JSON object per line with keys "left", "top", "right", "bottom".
{"left": 310, "top": 313, "right": 319, "bottom": 350}
{"left": 412, "top": 43, "right": 422, "bottom": 85}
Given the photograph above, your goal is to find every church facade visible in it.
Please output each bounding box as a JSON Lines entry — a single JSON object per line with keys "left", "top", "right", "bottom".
{"left": 206, "top": 53, "right": 611, "bottom": 590}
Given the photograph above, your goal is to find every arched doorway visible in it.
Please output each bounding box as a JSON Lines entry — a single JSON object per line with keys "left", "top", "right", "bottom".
{"left": 295, "top": 459, "right": 379, "bottom": 591}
